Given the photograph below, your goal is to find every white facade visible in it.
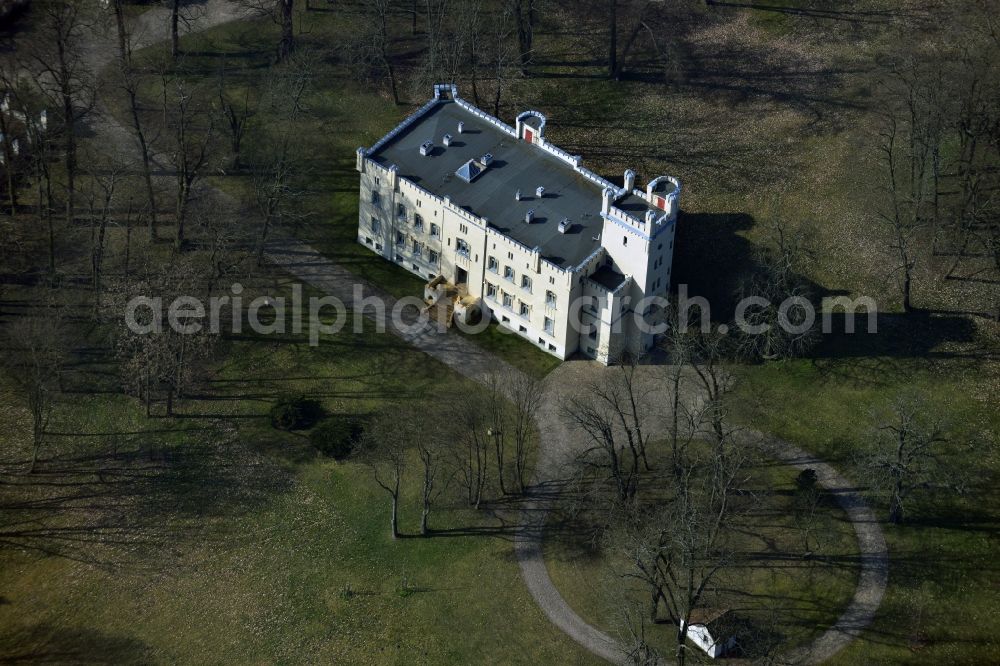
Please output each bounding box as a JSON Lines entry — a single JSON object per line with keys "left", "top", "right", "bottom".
{"left": 356, "top": 84, "right": 681, "bottom": 365}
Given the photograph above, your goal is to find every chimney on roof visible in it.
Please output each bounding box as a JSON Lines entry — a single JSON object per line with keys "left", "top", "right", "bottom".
{"left": 535, "top": 186, "right": 545, "bottom": 198}
{"left": 443, "top": 133, "right": 453, "bottom": 147}
{"left": 481, "top": 152, "right": 494, "bottom": 166}
{"left": 457, "top": 121, "right": 465, "bottom": 134}
{"left": 419, "top": 140, "right": 434, "bottom": 156}
{"left": 525, "top": 209, "right": 535, "bottom": 224}
{"left": 558, "top": 218, "right": 569, "bottom": 234}
{"left": 514, "top": 189, "right": 522, "bottom": 201}
{"left": 624, "top": 169, "right": 636, "bottom": 192}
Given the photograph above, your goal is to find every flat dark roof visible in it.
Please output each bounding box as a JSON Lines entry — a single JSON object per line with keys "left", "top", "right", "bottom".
{"left": 369, "top": 101, "right": 607, "bottom": 268}
{"left": 587, "top": 264, "right": 627, "bottom": 291}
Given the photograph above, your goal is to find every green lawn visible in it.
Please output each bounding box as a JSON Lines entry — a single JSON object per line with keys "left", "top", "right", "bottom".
{"left": 732, "top": 358, "right": 1000, "bottom": 664}
{"left": 0, "top": 292, "right": 593, "bottom": 663}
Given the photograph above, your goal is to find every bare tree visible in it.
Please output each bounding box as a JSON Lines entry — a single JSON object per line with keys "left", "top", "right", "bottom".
{"left": 216, "top": 68, "right": 255, "bottom": 170}
{"left": 504, "top": 368, "right": 542, "bottom": 493}
{"left": 161, "top": 78, "right": 215, "bottom": 252}
{"left": 858, "top": 392, "right": 949, "bottom": 525}
{"left": 111, "top": 0, "right": 159, "bottom": 240}
{"left": 357, "top": 407, "right": 410, "bottom": 539}
{"left": 83, "top": 157, "right": 127, "bottom": 318}
{"left": 488, "top": 3, "right": 518, "bottom": 117}
{"left": 25, "top": 0, "right": 95, "bottom": 228}
{"left": 734, "top": 216, "right": 818, "bottom": 361}
{"left": 454, "top": 388, "right": 491, "bottom": 509}
{"left": 613, "top": 443, "right": 747, "bottom": 666}
{"left": 483, "top": 367, "right": 510, "bottom": 495}
{"left": 2, "top": 303, "right": 69, "bottom": 473}
{"left": 370, "top": 0, "right": 401, "bottom": 105}
{"left": 0, "top": 64, "right": 21, "bottom": 215}
{"left": 509, "top": 0, "right": 536, "bottom": 75}
{"left": 413, "top": 406, "right": 453, "bottom": 535}
{"left": 878, "top": 61, "right": 941, "bottom": 312}
{"left": 109, "top": 255, "right": 217, "bottom": 416}
{"left": 563, "top": 360, "right": 655, "bottom": 502}
{"left": 248, "top": 52, "right": 314, "bottom": 265}
{"left": 236, "top": 0, "right": 296, "bottom": 61}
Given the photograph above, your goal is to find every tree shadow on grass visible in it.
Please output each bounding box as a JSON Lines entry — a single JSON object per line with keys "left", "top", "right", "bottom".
{"left": 0, "top": 624, "right": 154, "bottom": 665}
{"left": 0, "top": 429, "right": 296, "bottom": 571}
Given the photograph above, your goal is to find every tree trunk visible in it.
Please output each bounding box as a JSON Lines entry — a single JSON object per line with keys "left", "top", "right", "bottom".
{"left": 495, "top": 436, "right": 506, "bottom": 495}
{"left": 62, "top": 93, "right": 75, "bottom": 226}
{"left": 390, "top": 493, "right": 399, "bottom": 539}
{"left": 0, "top": 113, "right": 15, "bottom": 215}
{"left": 902, "top": 267, "right": 912, "bottom": 313}
{"left": 29, "top": 415, "right": 42, "bottom": 474}
{"left": 608, "top": 0, "right": 617, "bottom": 79}
{"left": 278, "top": 0, "right": 295, "bottom": 61}
{"left": 126, "top": 85, "right": 158, "bottom": 240}
{"left": 45, "top": 171, "right": 55, "bottom": 274}
{"left": 171, "top": 0, "right": 180, "bottom": 59}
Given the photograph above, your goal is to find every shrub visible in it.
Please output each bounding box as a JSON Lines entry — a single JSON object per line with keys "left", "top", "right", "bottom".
{"left": 269, "top": 395, "right": 322, "bottom": 431}
{"left": 795, "top": 468, "right": 819, "bottom": 491}
{"left": 310, "top": 417, "right": 364, "bottom": 460}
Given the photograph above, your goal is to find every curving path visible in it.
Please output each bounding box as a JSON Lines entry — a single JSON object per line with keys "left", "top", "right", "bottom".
{"left": 79, "top": 7, "right": 888, "bottom": 664}
{"left": 513, "top": 362, "right": 889, "bottom": 665}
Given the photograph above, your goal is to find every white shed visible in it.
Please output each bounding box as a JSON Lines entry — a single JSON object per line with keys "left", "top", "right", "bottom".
{"left": 680, "top": 608, "right": 737, "bottom": 659}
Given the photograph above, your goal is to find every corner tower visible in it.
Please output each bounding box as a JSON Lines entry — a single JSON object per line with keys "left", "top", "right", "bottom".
{"left": 599, "top": 172, "right": 681, "bottom": 301}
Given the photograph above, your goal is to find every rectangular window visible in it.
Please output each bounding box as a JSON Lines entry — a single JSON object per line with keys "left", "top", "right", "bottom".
{"left": 487, "top": 256, "right": 499, "bottom": 273}
{"left": 430, "top": 223, "right": 439, "bottom": 237}
{"left": 456, "top": 238, "right": 470, "bottom": 257}
{"left": 521, "top": 275, "right": 532, "bottom": 292}
{"left": 545, "top": 290, "right": 557, "bottom": 308}
{"left": 544, "top": 317, "right": 555, "bottom": 335}
{"left": 395, "top": 231, "right": 405, "bottom": 246}
{"left": 397, "top": 203, "right": 406, "bottom": 219}
{"left": 503, "top": 266, "right": 515, "bottom": 281}
{"left": 519, "top": 302, "right": 530, "bottom": 318}
{"left": 414, "top": 213, "right": 424, "bottom": 231}
{"left": 460, "top": 223, "right": 468, "bottom": 234}
{"left": 502, "top": 292, "right": 514, "bottom": 309}
{"left": 371, "top": 190, "right": 380, "bottom": 206}
{"left": 412, "top": 241, "right": 422, "bottom": 258}
{"left": 428, "top": 250, "right": 439, "bottom": 265}
{"left": 371, "top": 217, "right": 380, "bottom": 235}
{"left": 486, "top": 283, "right": 497, "bottom": 299}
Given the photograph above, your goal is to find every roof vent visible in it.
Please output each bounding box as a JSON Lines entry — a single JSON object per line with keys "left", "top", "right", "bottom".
{"left": 443, "top": 133, "right": 453, "bottom": 147}
{"left": 481, "top": 152, "right": 494, "bottom": 166}
{"left": 558, "top": 218, "right": 570, "bottom": 234}
{"left": 419, "top": 140, "right": 434, "bottom": 156}
{"left": 525, "top": 209, "right": 535, "bottom": 224}
{"left": 457, "top": 121, "right": 465, "bottom": 134}
{"left": 514, "top": 189, "right": 522, "bottom": 201}
{"left": 535, "top": 186, "right": 545, "bottom": 198}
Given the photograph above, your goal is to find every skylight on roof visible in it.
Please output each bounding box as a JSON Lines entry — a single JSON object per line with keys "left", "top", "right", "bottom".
{"left": 455, "top": 159, "right": 485, "bottom": 183}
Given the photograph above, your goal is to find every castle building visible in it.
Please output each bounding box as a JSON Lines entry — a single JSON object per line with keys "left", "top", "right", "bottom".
{"left": 356, "top": 84, "right": 680, "bottom": 364}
